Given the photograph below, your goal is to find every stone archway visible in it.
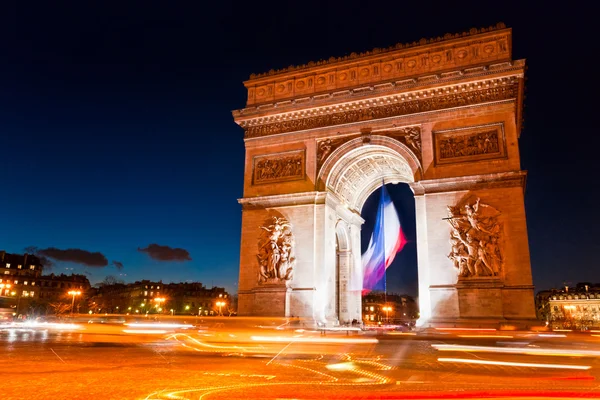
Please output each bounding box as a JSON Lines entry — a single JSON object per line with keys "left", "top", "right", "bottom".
{"left": 234, "top": 25, "right": 538, "bottom": 328}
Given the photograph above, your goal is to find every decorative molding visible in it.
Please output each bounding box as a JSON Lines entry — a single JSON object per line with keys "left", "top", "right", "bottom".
{"left": 434, "top": 123, "right": 505, "bottom": 166}
{"left": 252, "top": 150, "right": 305, "bottom": 185}
{"left": 245, "top": 24, "right": 511, "bottom": 106}
{"left": 243, "top": 80, "right": 519, "bottom": 138}
{"left": 410, "top": 171, "right": 527, "bottom": 195}
{"left": 239, "top": 191, "right": 327, "bottom": 210}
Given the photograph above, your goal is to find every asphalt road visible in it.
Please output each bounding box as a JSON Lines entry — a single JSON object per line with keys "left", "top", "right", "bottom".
{"left": 2, "top": 320, "right": 600, "bottom": 399}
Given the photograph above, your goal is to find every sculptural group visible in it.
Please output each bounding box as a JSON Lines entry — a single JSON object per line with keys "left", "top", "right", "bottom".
{"left": 257, "top": 216, "right": 295, "bottom": 283}
{"left": 446, "top": 198, "right": 503, "bottom": 278}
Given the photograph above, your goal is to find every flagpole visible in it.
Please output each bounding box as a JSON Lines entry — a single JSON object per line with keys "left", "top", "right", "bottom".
{"left": 381, "top": 180, "right": 387, "bottom": 306}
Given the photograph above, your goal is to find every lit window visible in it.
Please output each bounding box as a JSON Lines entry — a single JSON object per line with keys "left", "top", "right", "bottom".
{"left": 22, "top": 290, "right": 29, "bottom": 297}
{"left": 24, "top": 281, "right": 28, "bottom": 285}
{"left": 150, "top": 292, "right": 153, "bottom": 296}
{"left": 5, "top": 264, "right": 10, "bottom": 268}
{"left": 157, "top": 286, "right": 160, "bottom": 289}
{"left": 31, "top": 282, "right": 35, "bottom": 286}
{"left": 144, "top": 291, "right": 148, "bottom": 296}
{"left": 30, "top": 265, "right": 35, "bottom": 270}
{"left": 18, "top": 265, "right": 22, "bottom": 269}
{"left": 219, "top": 294, "right": 223, "bottom": 298}
{"left": 3, "top": 271, "right": 8, "bottom": 275}
{"left": 151, "top": 286, "right": 154, "bottom": 289}
{"left": 14, "top": 280, "right": 18, "bottom": 284}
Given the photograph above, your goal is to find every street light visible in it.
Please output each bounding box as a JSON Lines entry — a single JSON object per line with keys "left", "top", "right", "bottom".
{"left": 154, "top": 297, "right": 165, "bottom": 314}
{"left": 68, "top": 290, "right": 82, "bottom": 317}
{"left": 216, "top": 301, "right": 225, "bottom": 316}
{"left": 382, "top": 306, "right": 392, "bottom": 323}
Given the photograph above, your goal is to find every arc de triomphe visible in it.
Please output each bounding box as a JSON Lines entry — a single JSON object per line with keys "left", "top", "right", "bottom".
{"left": 232, "top": 23, "right": 537, "bottom": 328}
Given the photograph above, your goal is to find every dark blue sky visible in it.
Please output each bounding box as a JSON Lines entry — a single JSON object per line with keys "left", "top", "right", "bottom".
{"left": 1, "top": 2, "right": 598, "bottom": 295}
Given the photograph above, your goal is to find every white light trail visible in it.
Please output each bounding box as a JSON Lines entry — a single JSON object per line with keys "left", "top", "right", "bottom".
{"left": 438, "top": 357, "right": 591, "bottom": 370}
{"left": 250, "top": 336, "right": 378, "bottom": 344}
{"left": 432, "top": 343, "right": 600, "bottom": 357}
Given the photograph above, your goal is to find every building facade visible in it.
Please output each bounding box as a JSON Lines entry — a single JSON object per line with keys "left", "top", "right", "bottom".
{"left": 362, "top": 293, "right": 418, "bottom": 325}
{"left": 88, "top": 280, "right": 230, "bottom": 316}
{"left": 538, "top": 283, "right": 600, "bottom": 330}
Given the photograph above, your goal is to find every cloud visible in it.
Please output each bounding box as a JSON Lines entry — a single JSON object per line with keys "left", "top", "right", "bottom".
{"left": 112, "top": 260, "right": 124, "bottom": 270}
{"left": 36, "top": 247, "right": 109, "bottom": 267}
{"left": 138, "top": 244, "right": 192, "bottom": 262}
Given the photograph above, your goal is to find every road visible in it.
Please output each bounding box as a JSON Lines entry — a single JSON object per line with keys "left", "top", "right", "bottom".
{"left": 1, "top": 318, "right": 600, "bottom": 399}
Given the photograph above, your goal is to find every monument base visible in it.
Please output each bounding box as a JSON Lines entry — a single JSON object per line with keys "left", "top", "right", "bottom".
{"left": 246, "top": 284, "right": 290, "bottom": 317}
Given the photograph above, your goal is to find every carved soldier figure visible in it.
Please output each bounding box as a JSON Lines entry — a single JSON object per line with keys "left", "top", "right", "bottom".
{"left": 257, "top": 217, "right": 296, "bottom": 284}
{"left": 457, "top": 232, "right": 479, "bottom": 276}
{"left": 446, "top": 197, "right": 503, "bottom": 279}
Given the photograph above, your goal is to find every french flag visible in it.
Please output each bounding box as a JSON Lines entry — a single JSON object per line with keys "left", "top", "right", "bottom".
{"left": 358, "top": 185, "right": 407, "bottom": 294}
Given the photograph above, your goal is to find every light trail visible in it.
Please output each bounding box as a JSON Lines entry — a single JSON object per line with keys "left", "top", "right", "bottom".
{"left": 125, "top": 323, "right": 193, "bottom": 329}
{"left": 250, "top": 336, "right": 378, "bottom": 344}
{"left": 438, "top": 357, "right": 592, "bottom": 370}
{"left": 432, "top": 343, "right": 600, "bottom": 357}
{"left": 123, "top": 329, "right": 168, "bottom": 334}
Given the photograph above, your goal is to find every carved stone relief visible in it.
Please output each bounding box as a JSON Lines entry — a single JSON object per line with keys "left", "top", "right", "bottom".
{"left": 445, "top": 198, "right": 503, "bottom": 279}
{"left": 434, "top": 123, "right": 505, "bottom": 165}
{"left": 257, "top": 216, "right": 295, "bottom": 284}
{"left": 316, "top": 137, "right": 347, "bottom": 170}
{"left": 384, "top": 126, "right": 422, "bottom": 160}
{"left": 253, "top": 150, "right": 305, "bottom": 185}
{"left": 244, "top": 82, "right": 518, "bottom": 138}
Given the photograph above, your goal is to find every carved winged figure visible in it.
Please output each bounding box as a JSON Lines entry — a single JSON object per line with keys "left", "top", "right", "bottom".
{"left": 446, "top": 198, "right": 503, "bottom": 279}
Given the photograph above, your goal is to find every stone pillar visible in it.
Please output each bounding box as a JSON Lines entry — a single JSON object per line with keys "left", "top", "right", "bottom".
{"left": 412, "top": 172, "right": 537, "bottom": 328}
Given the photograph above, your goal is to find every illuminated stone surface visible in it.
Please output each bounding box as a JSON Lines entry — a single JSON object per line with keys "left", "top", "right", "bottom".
{"left": 233, "top": 25, "right": 536, "bottom": 327}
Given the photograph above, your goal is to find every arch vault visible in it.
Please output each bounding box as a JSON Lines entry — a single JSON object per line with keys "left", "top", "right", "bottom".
{"left": 233, "top": 24, "right": 537, "bottom": 328}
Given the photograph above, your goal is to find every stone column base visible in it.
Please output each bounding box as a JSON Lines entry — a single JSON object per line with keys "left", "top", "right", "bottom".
{"left": 243, "top": 284, "right": 291, "bottom": 317}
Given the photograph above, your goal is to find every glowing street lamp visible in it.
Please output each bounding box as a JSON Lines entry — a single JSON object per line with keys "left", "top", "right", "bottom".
{"left": 154, "top": 297, "right": 165, "bottom": 313}
{"left": 382, "top": 306, "right": 392, "bottom": 323}
{"left": 68, "top": 290, "right": 82, "bottom": 316}
{"left": 216, "top": 301, "right": 225, "bottom": 316}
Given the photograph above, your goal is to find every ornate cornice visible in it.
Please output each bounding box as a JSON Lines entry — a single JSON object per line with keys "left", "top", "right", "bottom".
{"left": 241, "top": 77, "right": 519, "bottom": 139}
{"left": 238, "top": 192, "right": 326, "bottom": 210}
{"left": 248, "top": 23, "right": 508, "bottom": 80}
{"left": 410, "top": 171, "right": 527, "bottom": 195}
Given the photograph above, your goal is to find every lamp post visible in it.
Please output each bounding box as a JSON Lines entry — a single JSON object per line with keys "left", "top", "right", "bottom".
{"left": 382, "top": 306, "right": 392, "bottom": 323}
{"left": 154, "top": 297, "right": 165, "bottom": 315}
{"left": 68, "top": 290, "right": 81, "bottom": 317}
{"left": 216, "top": 301, "right": 225, "bottom": 316}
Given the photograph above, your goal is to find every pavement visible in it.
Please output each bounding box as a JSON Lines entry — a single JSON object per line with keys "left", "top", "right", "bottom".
{"left": 1, "top": 318, "right": 600, "bottom": 399}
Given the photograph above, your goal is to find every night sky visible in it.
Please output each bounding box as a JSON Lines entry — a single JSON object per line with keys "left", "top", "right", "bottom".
{"left": 2, "top": 2, "right": 598, "bottom": 296}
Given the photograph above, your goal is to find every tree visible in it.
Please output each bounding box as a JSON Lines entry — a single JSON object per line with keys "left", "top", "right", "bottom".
{"left": 48, "top": 302, "right": 71, "bottom": 316}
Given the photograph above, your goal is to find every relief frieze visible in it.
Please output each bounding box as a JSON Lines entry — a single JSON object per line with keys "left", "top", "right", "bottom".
{"left": 252, "top": 150, "right": 305, "bottom": 185}
{"left": 244, "top": 82, "right": 518, "bottom": 138}
{"left": 383, "top": 126, "right": 422, "bottom": 161}
{"left": 434, "top": 123, "right": 505, "bottom": 165}
{"left": 316, "top": 137, "right": 349, "bottom": 170}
